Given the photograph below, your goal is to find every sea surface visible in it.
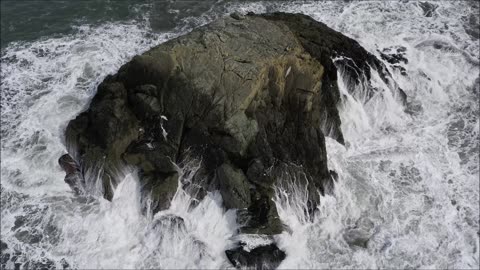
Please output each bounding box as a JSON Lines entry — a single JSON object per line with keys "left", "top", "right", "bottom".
{"left": 1, "top": 0, "right": 479, "bottom": 269}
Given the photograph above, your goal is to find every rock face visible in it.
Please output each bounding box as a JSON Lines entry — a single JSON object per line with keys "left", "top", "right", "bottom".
{"left": 61, "top": 12, "right": 405, "bottom": 268}
{"left": 258, "top": 13, "right": 406, "bottom": 105}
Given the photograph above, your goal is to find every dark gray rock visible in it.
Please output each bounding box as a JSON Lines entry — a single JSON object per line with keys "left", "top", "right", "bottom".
{"left": 226, "top": 243, "right": 286, "bottom": 269}
{"left": 238, "top": 191, "right": 283, "bottom": 235}
{"left": 152, "top": 214, "right": 186, "bottom": 232}
{"left": 58, "top": 154, "right": 84, "bottom": 195}
{"left": 0, "top": 241, "right": 9, "bottom": 270}
{"left": 0, "top": 241, "right": 7, "bottom": 252}
{"left": 379, "top": 46, "right": 408, "bottom": 76}
{"left": 230, "top": 12, "right": 246, "bottom": 21}
{"left": 246, "top": 159, "right": 272, "bottom": 188}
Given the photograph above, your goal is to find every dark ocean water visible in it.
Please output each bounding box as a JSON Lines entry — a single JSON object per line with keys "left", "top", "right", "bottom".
{"left": 0, "top": 0, "right": 237, "bottom": 48}
{"left": 2, "top": 0, "right": 478, "bottom": 48}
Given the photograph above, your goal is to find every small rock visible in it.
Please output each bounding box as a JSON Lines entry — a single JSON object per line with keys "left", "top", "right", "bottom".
{"left": 58, "top": 154, "right": 80, "bottom": 175}
{"left": 60, "top": 258, "right": 70, "bottom": 269}
{"left": 329, "top": 170, "right": 339, "bottom": 182}
{"left": 58, "top": 154, "right": 84, "bottom": 195}
{"left": 226, "top": 243, "right": 286, "bottom": 269}
{"left": 230, "top": 12, "right": 245, "bottom": 20}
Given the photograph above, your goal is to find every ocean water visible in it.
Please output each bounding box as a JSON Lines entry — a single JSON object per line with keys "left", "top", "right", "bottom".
{"left": 1, "top": 1, "right": 479, "bottom": 269}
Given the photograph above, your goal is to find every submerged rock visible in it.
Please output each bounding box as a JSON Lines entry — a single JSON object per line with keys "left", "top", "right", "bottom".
{"left": 0, "top": 241, "right": 9, "bottom": 270}
{"left": 0, "top": 241, "right": 7, "bottom": 252}
{"left": 61, "top": 12, "right": 406, "bottom": 268}
{"left": 343, "top": 217, "right": 375, "bottom": 248}
{"left": 418, "top": 2, "right": 438, "bottom": 17}
{"left": 58, "top": 154, "right": 84, "bottom": 196}
{"left": 152, "top": 214, "right": 186, "bottom": 231}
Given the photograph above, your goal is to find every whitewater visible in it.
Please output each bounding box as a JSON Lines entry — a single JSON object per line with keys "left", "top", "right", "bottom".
{"left": 1, "top": 1, "right": 478, "bottom": 269}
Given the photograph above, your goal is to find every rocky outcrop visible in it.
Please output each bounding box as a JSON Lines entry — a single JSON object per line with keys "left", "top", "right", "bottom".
{"left": 60, "top": 12, "right": 405, "bottom": 268}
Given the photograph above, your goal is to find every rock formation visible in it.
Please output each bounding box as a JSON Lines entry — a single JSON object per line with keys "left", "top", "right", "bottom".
{"left": 60, "top": 12, "right": 405, "bottom": 268}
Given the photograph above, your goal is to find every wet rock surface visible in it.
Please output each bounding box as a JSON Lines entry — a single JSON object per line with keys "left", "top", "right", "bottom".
{"left": 60, "top": 12, "right": 405, "bottom": 268}
{"left": 226, "top": 243, "right": 286, "bottom": 269}
{"left": 58, "top": 154, "right": 84, "bottom": 196}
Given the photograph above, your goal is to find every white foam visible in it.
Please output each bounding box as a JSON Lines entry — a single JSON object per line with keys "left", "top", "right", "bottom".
{"left": 55, "top": 168, "right": 237, "bottom": 269}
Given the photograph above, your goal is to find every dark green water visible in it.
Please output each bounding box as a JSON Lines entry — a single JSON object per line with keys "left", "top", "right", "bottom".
{"left": 1, "top": 0, "right": 228, "bottom": 48}
{"left": 1, "top": 0, "right": 143, "bottom": 47}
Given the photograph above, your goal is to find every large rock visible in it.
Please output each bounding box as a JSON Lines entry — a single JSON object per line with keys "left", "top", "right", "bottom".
{"left": 61, "top": 12, "right": 405, "bottom": 267}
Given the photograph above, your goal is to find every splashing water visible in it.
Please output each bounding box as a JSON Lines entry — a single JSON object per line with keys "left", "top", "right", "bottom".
{"left": 268, "top": 1, "right": 479, "bottom": 269}
{"left": 1, "top": 1, "right": 478, "bottom": 269}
